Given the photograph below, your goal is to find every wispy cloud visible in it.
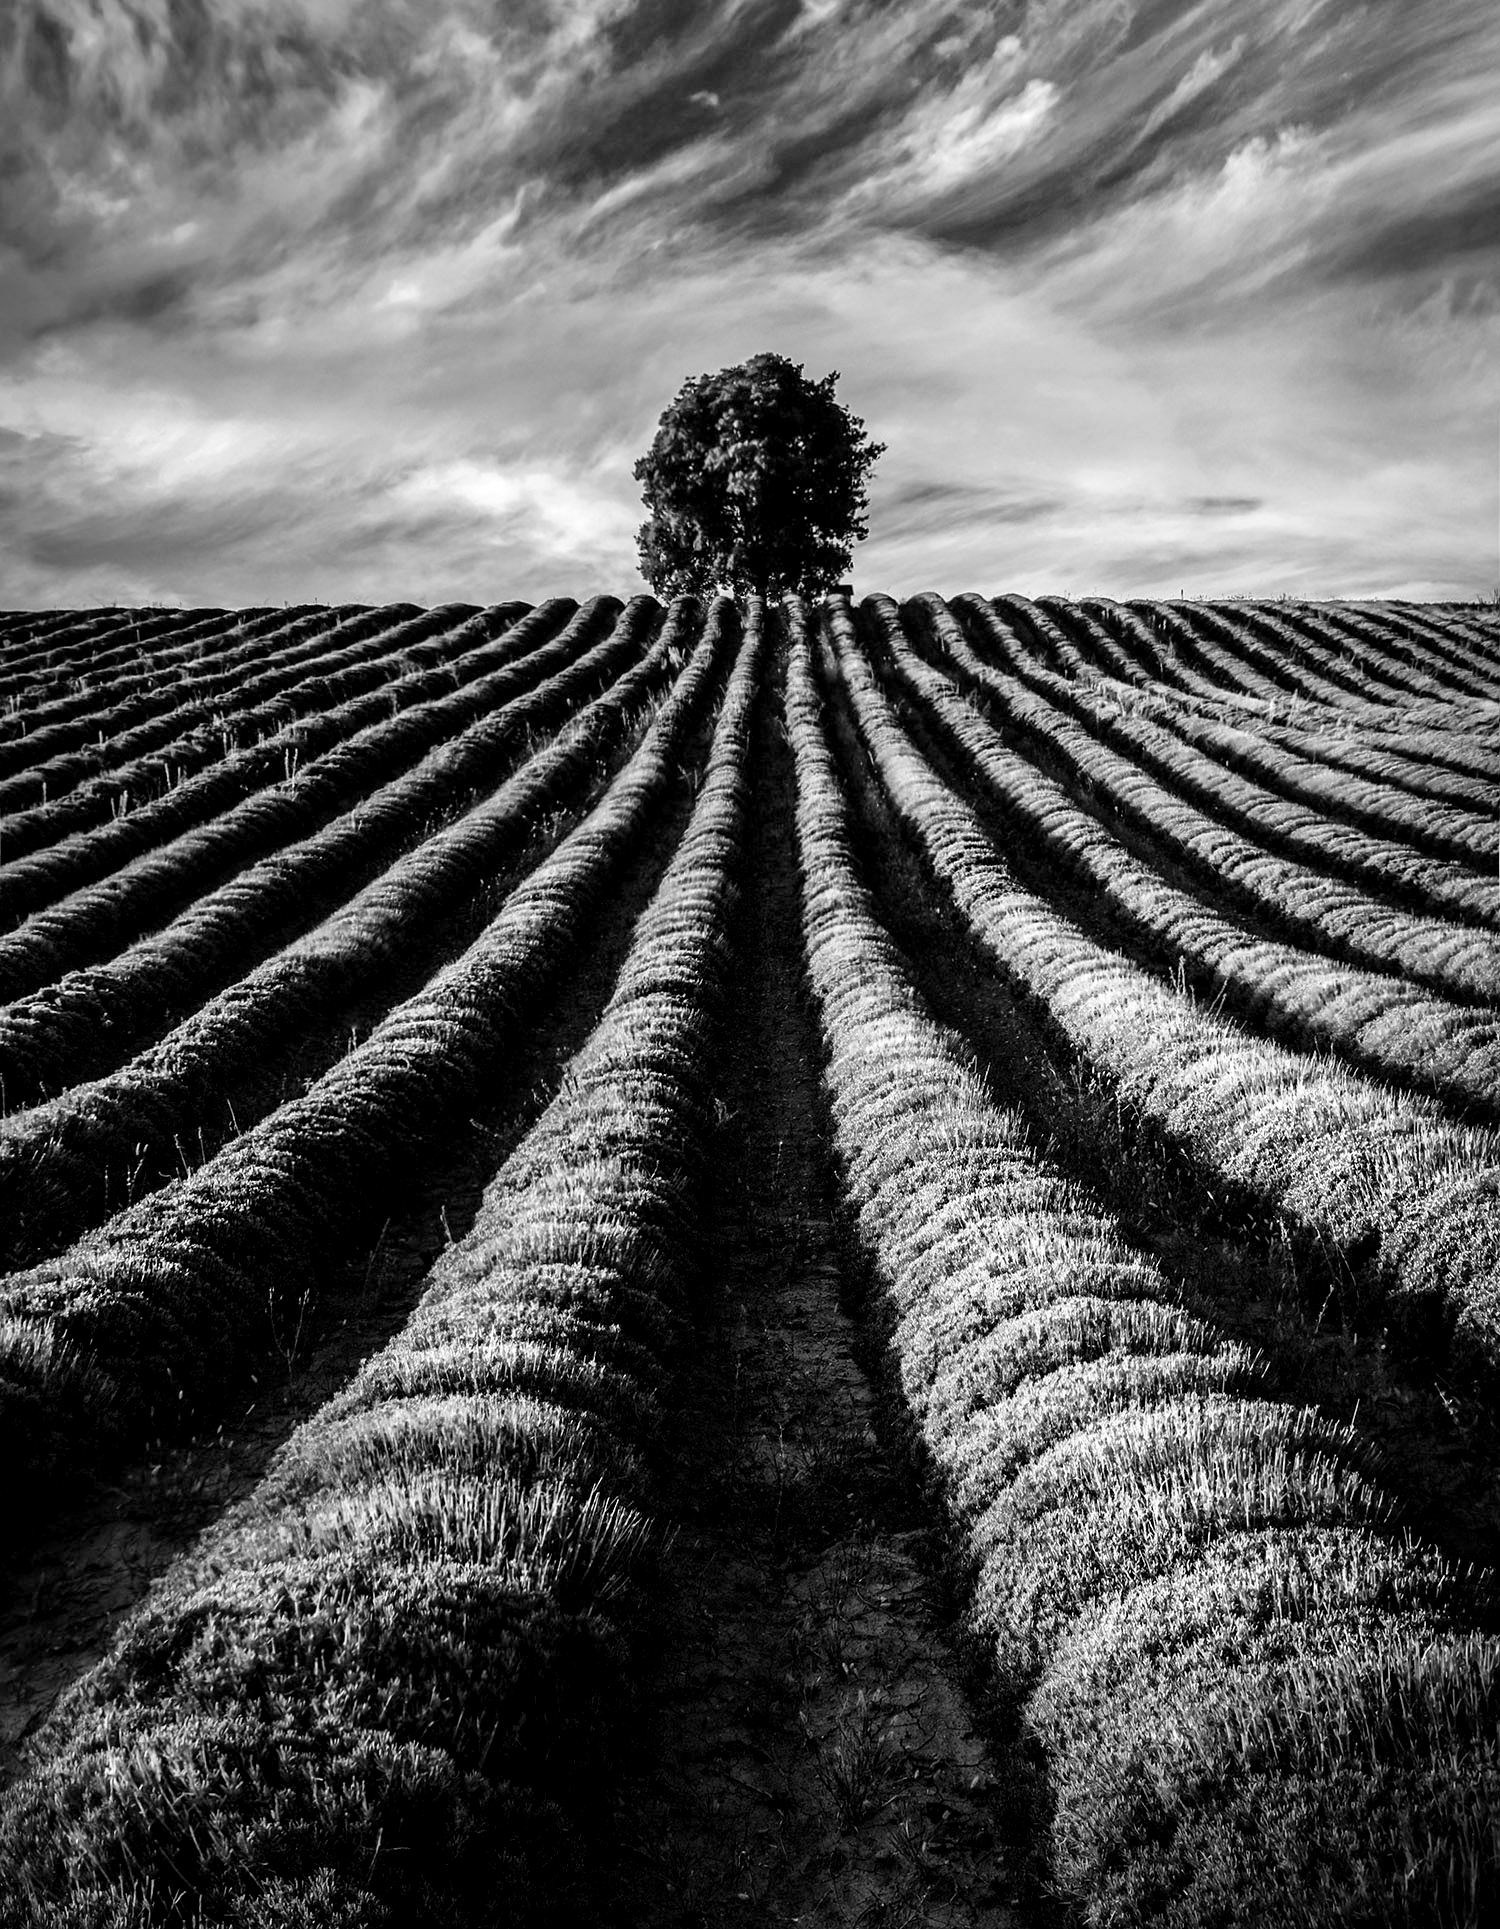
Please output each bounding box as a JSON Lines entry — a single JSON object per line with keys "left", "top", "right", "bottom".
{"left": 1136, "top": 36, "right": 1248, "bottom": 146}
{"left": 0, "top": 0, "right": 1496, "bottom": 604}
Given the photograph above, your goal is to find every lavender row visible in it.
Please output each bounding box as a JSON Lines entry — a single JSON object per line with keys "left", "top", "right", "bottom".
{"left": 0, "top": 605, "right": 686, "bottom": 1262}
{"left": 856, "top": 598, "right": 1500, "bottom": 1124}
{"left": 0, "top": 602, "right": 763, "bottom": 1927}
{"left": 930, "top": 597, "right": 1500, "bottom": 1004}
{"left": 788, "top": 599, "right": 1499, "bottom": 1929}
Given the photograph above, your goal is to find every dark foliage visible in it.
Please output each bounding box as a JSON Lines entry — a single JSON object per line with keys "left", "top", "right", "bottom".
{"left": 634, "top": 353, "right": 884, "bottom": 599}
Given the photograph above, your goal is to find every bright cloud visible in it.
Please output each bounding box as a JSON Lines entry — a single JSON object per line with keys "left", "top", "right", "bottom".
{"left": 394, "top": 459, "right": 639, "bottom": 562}
{"left": 1137, "top": 36, "right": 1248, "bottom": 144}
{"left": 838, "top": 38, "right": 1058, "bottom": 212}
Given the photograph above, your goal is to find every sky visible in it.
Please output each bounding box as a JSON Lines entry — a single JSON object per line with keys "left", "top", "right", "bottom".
{"left": 0, "top": 0, "right": 1497, "bottom": 608}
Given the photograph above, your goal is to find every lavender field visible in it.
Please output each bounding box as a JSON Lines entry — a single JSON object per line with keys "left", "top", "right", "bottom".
{"left": 0, "top": 591, "right": 1497, "bottom": 1926}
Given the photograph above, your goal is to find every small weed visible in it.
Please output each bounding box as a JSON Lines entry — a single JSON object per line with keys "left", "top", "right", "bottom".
{"left": 851, "top": 1867, "right": 932, "bottom": 1929}
{"left": 269, "top": 1278, "right": 313, "bottom": 1382}
{"left": 813, "top": 1535, "right": 874, "bottom": 1670}
{"left": 361, "top": 1218, "right": 393, "bottom": 1303}
{"left": 814, "top": 1690, "right": 901, "bottom": 1832}
{"left": 889, "top": 1809, "right": 943, "bottom": 1887}
{"left": 766, "top": 1426, "right": 854, "bottom": 1562}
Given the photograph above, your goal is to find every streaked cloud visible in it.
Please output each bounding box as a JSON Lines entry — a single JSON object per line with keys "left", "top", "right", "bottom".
{"left": 0, "top": 0, "right": 1496, "bottom": 605}
{"left": 1137, "top": 36, "right": 1248, "bottom": 146}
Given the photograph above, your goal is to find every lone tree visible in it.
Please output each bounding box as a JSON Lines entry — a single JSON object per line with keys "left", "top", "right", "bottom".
{"left": 634, "top": 352, "right": 884, "bottom": 599}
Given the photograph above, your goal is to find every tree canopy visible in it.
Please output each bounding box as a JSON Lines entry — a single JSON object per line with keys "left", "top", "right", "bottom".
{"left": 633, "top": 353, "right": 884, "bottom": 600}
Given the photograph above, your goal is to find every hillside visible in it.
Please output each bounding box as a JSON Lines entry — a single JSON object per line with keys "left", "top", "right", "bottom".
{"left": 0, "top": 590, "right": 1497, "bottom": 1926}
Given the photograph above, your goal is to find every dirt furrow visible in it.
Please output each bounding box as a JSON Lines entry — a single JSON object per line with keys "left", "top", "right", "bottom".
{"left": 608, "top": 659, "right": 1029, "bottom": 1928}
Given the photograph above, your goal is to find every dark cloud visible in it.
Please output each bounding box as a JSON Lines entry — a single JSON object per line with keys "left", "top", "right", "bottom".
{"left": 882, "top": 479, "right": 1062, "bottom": 537}
{"left": 1331, "top": 184, "right": 1500, "bottom": 285}
{"left": 24, "top": 500, "right": 280, "bottom": 571}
